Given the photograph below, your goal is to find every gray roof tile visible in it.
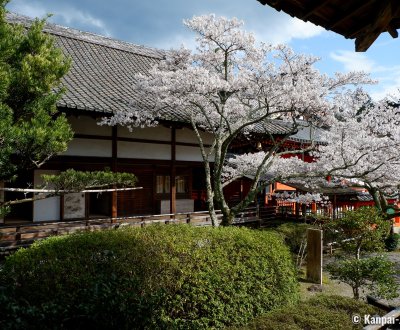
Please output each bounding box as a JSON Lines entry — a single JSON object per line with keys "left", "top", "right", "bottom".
{"left": 7, "top": 12, "right": 162, "bottom": 116}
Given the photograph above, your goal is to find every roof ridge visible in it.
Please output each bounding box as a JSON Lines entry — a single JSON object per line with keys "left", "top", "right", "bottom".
{"left": 6, "top": 12, "right": 165, "bottom": 60}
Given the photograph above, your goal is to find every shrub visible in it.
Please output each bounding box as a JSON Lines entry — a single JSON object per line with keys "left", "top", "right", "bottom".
{"left": 385, "top": 232, "right": 400, "bottom": 251}
{"left": 274, "top": 222, "right": 314, "bottom": 254}
{"left": 323, "top": 207, "right": 390, "bottom": 258}
{"left": 237, "top": 294, "right": 383, "bottom": 330}
{"left": 326, "top": 255, "right": 399, "bottom": 300}
{"left": 0, "top": 225, "right": 299, "bottom": 329}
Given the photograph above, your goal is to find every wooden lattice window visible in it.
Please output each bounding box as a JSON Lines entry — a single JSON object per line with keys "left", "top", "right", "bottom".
{"left": 156, "top": 175, "right": 188, "bottom": 194}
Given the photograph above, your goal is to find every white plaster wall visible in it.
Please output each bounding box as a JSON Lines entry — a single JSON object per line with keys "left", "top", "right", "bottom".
{"left": 118, "top": 141, "right": 171, "bottom": 160}
{"left": 118, "top": 126, "right": 171, "bottom": 141}
{"left": 176, "top": 145, "right": 214, "bottom": 162}
{"left": 61, "top": 138, "right": 112, "bottom": 157}
{"left": 68, "top": 115, "right": 112, "bottom": 136}
{"left": 33, "top": 170, "right": 60, "bottom": 222}
{"left": 176, "top": 128, "right": 214, "bottom": 144}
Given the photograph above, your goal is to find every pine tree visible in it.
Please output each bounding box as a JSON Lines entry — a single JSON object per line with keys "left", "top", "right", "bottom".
{"left": 0, "top": 1, "right": 72, "bottom": 181}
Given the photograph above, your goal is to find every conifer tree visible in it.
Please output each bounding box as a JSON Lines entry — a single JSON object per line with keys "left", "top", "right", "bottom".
{"left": 0, "top": 0, "right": 72, "bottom": 181}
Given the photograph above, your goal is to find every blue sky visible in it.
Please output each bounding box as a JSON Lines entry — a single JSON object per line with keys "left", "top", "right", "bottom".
{"left": 7, "top": 0, "right": 400, "bottom": 100}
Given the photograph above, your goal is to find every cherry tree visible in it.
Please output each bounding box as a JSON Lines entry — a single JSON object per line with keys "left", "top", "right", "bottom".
{"left": 311, "top": 91, "right": 400, "bottom": 216}
{"left": 105, "top": 15, "right": 371, "bottom": 226}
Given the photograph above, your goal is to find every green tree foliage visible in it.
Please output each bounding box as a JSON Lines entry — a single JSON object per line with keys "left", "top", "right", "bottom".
{"left": 0, "top": 4, "right": 137, "bottom": 218}
{"left": 41, "top": 168, "right": 137, "bottom": 191}
{"left": 0, "top": 225, "right": 299, "bottom": 329}
{"left": 324, "top": 207, "right": 397, "bottom": 300}
{"left": 325, "top": 207, "right": 390, "bottom": 259}
{"left": 327, "top": 256, "right": 398, "bottom": 300}
{"left": 0, "top": 169, "right": 137, "bottom": 217}
{"left": 0, "top": 1, "right": 72, "bottom": 180}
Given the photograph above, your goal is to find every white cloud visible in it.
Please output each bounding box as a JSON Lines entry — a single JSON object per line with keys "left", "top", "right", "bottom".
{"left": 330, "top": 50, "right": 375, "bottom": 72}
{"left": 7, "top": 1, "right": 111, "bottom": 36}
{"left": 53, "top": 8, "right": 112, "bottom": 36}
{"left": 284, "top": 18, "right": 325, "bottom": 41}
{"left": 251, "top": 16, "right": 324, "bottom": 45}
{"left": 7, "top": 2, "right": 48, "bottom": 19}
{"left": 330, "top": 50, "right": 400, "bottom": 100}
{"left": 152, "top": 10, "right": 325, "bottom": 52}
{"left": 369, "top": 73, "right": 400, "bottom": 100}
{"left": 155, "top": 34, "right": 198, "bottom": 51}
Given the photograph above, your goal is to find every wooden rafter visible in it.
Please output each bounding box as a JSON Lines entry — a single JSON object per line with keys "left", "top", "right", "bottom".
{"left": 301, "top": 0, "right": 331, "bottom": 20}
{"left": 353, "top": 1, "right": 395, "bottom": 51}
{"left": 388, "top": 24, "right": 399, "bottom": 38}
{"left": 257, "top": 0, "right": 400, "bottom": 52}
{"left": 328, "top": 1, "right": 372, "bottom": 30}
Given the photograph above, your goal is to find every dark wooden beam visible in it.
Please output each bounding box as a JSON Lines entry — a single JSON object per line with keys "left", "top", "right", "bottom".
{"left": 328, "top": 1, "right": 373, "bottom": 30}
{"left": 354, "top": 1, "right": 394, "bottom": 51}
{"left": 111, "top": 127, "right": 118, "bottom": 166}
{"left": 73, "top": 133, "right": 212, "bottom": 148}
{"left": 111, "top": 126, "right": 118, "bottom": 219}
{"left": 170, "top": 128, "right": 176, "bottom": 215}
{"left": 355, "top": 31, "right": 380, "bottom": 52}
{"left": 347, "top": 9, "right": 390, "bottom": 39}
{"left": 387, "top": 25, "right": 399, "bottom": 38}
{"left": 301, "top": 0, "right": 331, "bottom": 20}
{"left": 85, "top": 192, "right": 89, "bottom": 220}
{"left": 257, "top": 0, "right": 283, "bottom": 11}
{"left": 257, "top": 0, "right": 400, "bottom": 51}
{"left": 60, "top": 195, "right": 64, "bottom": 221}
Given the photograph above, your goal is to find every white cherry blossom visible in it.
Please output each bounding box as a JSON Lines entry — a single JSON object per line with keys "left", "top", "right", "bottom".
{"left": 105, "top": 15, "right": 373, "bottom": 225}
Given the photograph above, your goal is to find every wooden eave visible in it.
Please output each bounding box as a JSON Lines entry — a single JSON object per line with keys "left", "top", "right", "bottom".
{"left": 257, "top": 0, "right": 400, "bottom": 51}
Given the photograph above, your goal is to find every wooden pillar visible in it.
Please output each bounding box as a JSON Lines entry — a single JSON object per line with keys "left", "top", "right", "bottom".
{"left": 301, "top": 204, "right": 306, "bottom": 218}
{"left": 333, "top": 195, "right": 337, "bottom": 219}
{"left": 85, "top": 193, "right": 89, "bottom": 220}
{"left": 312, "top": 202, "right": 317, "bottom": 213}
{"left": 60, "top": 195, "right": 64, "bottom": 221}
{"left": 170, "top": 127, "right": 176, "bottom": 215}
{"left": 0, "top": 181, "right": 4, "bottom": 224}
{"left": 111, "top": 126, "right": 118, "bottom": 220}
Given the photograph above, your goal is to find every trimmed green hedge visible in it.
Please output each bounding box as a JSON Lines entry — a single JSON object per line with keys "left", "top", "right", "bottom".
{"left": 238, "top": 294, "right": 383, "bottom": 330}
{"left": 0, "top": 225, "right": 299, "bottom": 329}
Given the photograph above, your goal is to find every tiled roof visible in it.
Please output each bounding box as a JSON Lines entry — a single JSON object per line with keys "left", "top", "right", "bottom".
{"left": 7, "top": 12, "right": 163, "bottom": 115}
{"left": 356, "top": 192, "right": 374, "bottom": 202}
{"left": 6, "top": 13, "right": 300, "bottom": 136}
{"left": 248, "top": 120, "right": 292, "bottom": 135}
{"left": 287, "top": 122, "right": 325, "bottom": 144}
